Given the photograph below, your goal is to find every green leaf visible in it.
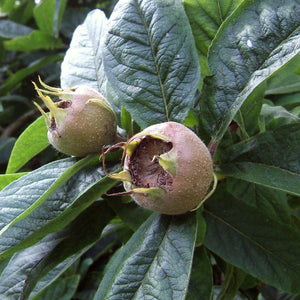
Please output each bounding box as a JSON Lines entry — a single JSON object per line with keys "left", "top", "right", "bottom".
{"left": 219, "top": 162, "right": 300, "bottom": 196}
{"left": 4, "top": 30, "right": 62, "bottom": 52}
{"left": 186, "top": 246, "right": 212, "bottom": 300}
{"left": 6, "top": 116, "right": 49, "bottom": 174}
{"left": 95, "top": 213, "right": 197, "bottom": 300}
{"left": 33, "top": 0, "right": 67, "bottom": 37}
{"left": 226, "top": 178, "right": 291, "bottom": 225}
{"left": 183, "top": 0, "right": 243, "bottom": 55}
{"left": 265, "top": 54, "right": 300, "bottom": 95}
{"left": 0, "top": 20, "right": 33, "bottom": 39}
{"left": 260, "top": 103, "right": 300, "bottom": 130}
{"left": 0, "top": 54, "right": 62, "bottom": 95}
{"left": 200, "top": 0, "right": 300, "bottom": 144}
{"left": 0, "top": 201, "right": 114, "bottom": 300}
{"left": 234, "top": 83, "right": 265, "bottom": 137}
{"left": 105, "top": 196, "right": 152, "bottom": 231}
{"left": 60, "top": 9, "right": 107, "bottom": 92}
{"left": 103, "top": 0, "right": 200, "bottom": 128}
{"left": 0, "top": 173, "right": 28, "bottom": 191}
{"left": 0, "top": 157, "right": 117, "bottom": 260}
{"left": 219, "top": 123, "right": 300, "bottom": 196}
{"left": 203, "top": 187, "right": 300, "bottom": 294}
{"left": 32, "top": 275, "right": 80, "bottom": 300}
{"left": 217, "top": 264, "right": 247, "bottom": 300}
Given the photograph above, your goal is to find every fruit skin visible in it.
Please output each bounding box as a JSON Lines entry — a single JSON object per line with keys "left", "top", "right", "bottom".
{"left": 122, "top": 122, "right": 213, "bottom": 215}
{"left": 33, "top": 80, "right": 117, "bottom": 157}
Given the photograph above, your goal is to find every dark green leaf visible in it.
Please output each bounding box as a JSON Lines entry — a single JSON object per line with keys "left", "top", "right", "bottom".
{"left": 0, "top": 137, "right": 14, "bottom": 164}
{"left": 200, "top": 0, "right": 300, "bottom": 144}
{"left": 217, "top": 264, "right": 247, "bottom": 300}
{"left": 32, "top": 275, "right": 80, "bottom": 300}
{"left": 0, "top": 54, "right": 62, "bottom": 95}
{"left": 60, "top": 7, "right": 91, "bottom": 39}
{"left": 95, "top": 213, "right": 197, "bottom": 300}
{"left": 4, "top": 30, "right": 62, "bottom": 52}
{"left": 265, "top": 54, "right": 300, "bottom": 95}
{"left": 60, "top": 9, "right": 107, "bottom": 92}
{"left": 103, "top": 0, "right": 200, "bottom": 128}
{"left": 0, "top": 201, "right": 114, "bottom": 299}
{"left": 0, "top": 157, "right": 117, "bottom": 259}
{"left": 183, "top": 0, "right": 243, "bottom": 55}
{"left": 260, "top": 103, "right": 300, "bottom": 130}
{"left": 186, "top": 246, "right": 212, "bottom": 300}
{"left": 6, "top": 116, "right": 49, "bottom": 174}
{"left": 234, "top": 83, "right": 265, "bottom": 137}
{"left": 105, "top": 196, "right": 152, "bottom": 231}
{"left": 226, "top": 178, "right": 291, "bottom": 225}
{"left": 0, "top": 20, "right": 33, "bottom": 39}
{"left": 203, "top": 187, "right": 300, "bottom": 294}
{"left": 220, "top": 162, "right": 300, "bottom": 196}
{"left": 219, "top": 123, "right": 300, "bottom": 196}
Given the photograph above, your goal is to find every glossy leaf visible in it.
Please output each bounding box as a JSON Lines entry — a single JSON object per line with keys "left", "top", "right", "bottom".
{"left": 60, "top": 9, "right": 107, "bottom": 92}
{"left": 203, "top": 188, "right": 300, "bottom": 294}
{"left": 0, "top": 157, "right": 117, "bottom": 259}
{"left": 219, "top": 162, "right": 300, "bottom": 196}
{"left": 95, "top": 213, "right": 197, "bottom": 300}
{"left": 103, "top": 0, "right": 200, "bottom": 128}
{"left": 0, "top": 202, "right": 114, "bottom": 299}
{"left": 6, "top": 116, "right": 49, "bottom": 174}
{"left": 219, "top": 123, "right": 300, "bottom": 196}
{"left": 200, "top": 0, "right": 300, "bottom": 144}
{"left": 183, "top": 0, "right": 243, "bottom": 55}
{"left": 226, "top": 178, "right": 291, "bottom": 225}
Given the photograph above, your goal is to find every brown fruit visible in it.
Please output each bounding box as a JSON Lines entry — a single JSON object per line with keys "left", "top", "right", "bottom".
{"left": 111, "top": 121, "right": 213, "bottom": 215}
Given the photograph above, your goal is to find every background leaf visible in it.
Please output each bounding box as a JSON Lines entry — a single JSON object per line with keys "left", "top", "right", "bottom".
{"left": 32, "top": 275, "right": 80, "bottom": 300}
{"left": 226, "top": 178, "right": 291, "bottom": 225}
{"left": 186, "top": 246, "right": 212, "bottom": 300}
{"left": 103, "top": 0, "right": 200, "bottom": 128}
{"left": 4, "top": 30, "right": 62, "bottom": 52}
{"left": 218, "top": 123, "right": 300, "bottom": 196}
{"left": 0, "top": 201, "right": 114, "bottom": 300}
{"left": 203, "top": 187, "right": 300, "bottom": 294}
{"left": 60, "top": 9, "right": 107, "bottom": 92}
{"left": 0, "top": 54, "right": 62, "bottom": 95}
{"left": 200, "top": 0, "right": 300, "bottom": 144}
{"left": 0, "top": 20, "right": 33, "bottom": 39}
{"left": 0, "top": 157, "right": 117, "bottom": 259}
{"left": 33, "top": 0, "right": 67, "bottom": 37}
{"left": 6, "top": 116, "right": 49, "bottom": 174}
{"left": 95, "top": 213, "right": 197, "bottom": 300}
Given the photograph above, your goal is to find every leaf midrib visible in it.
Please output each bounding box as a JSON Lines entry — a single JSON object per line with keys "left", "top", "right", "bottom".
{"left": 204, "top": 208, "right": 300, "bottom": 274}
{"left": 136, "top": 1, "right": 169, "bottom": 121}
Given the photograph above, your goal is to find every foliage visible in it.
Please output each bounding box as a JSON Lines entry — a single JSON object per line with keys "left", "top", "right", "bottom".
{"left": 0, "top": 0, "right": 300, "bottom": 299}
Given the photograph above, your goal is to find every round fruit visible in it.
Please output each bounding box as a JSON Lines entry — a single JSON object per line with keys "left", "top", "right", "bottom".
{"left": 33, "top": 78, "right": 117, "bottom": 157}
{"left": 110, "top": 121, "right": 213, "bottom": 215}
